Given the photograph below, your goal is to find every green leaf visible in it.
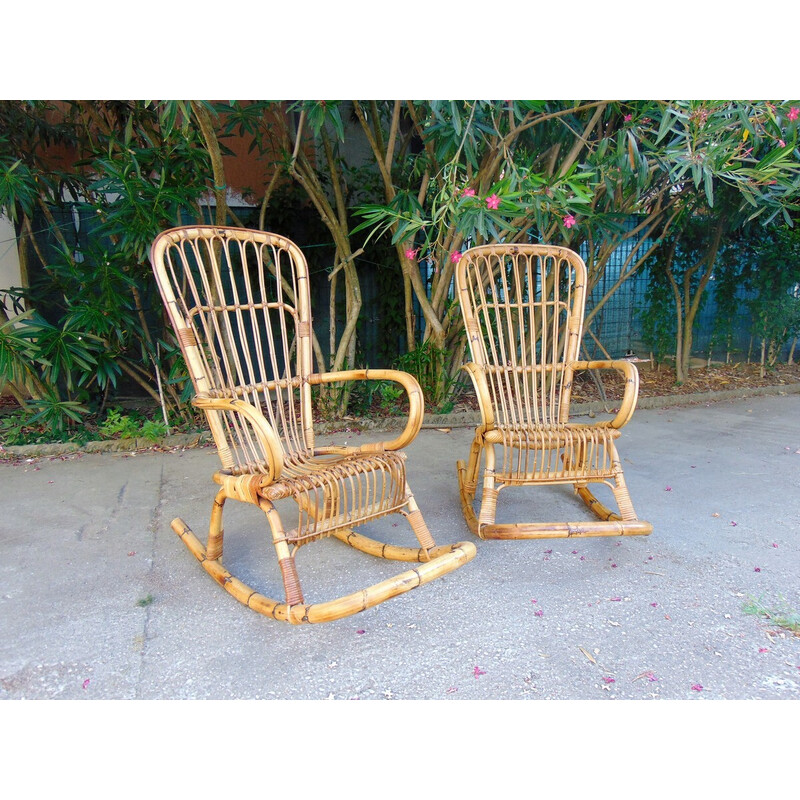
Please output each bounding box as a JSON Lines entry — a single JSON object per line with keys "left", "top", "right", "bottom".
{"left": 703, "top": 169, "right": 714, "bottom": 206}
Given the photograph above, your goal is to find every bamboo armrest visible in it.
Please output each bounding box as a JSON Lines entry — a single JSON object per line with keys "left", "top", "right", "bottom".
{"left": 460, "top": 362, "right": 495, "bottom": 427}
{"left": 192, "top": 394, "right": 285, "bottom": 481}
{"left": 570, "top": 359, "right": 640, "bottom": 429}
{"left": 308, "top": 369, "right": 424, "bottom": 453}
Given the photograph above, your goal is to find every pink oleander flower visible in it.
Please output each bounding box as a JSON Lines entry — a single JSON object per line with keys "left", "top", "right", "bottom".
{"left": 779, "top": 139, "right": 786, "bottom": 147}
{"left": 462, "top": 187, "right": 476, "bottom": 197}
{"left": 486, "top": 194, "right": 501, "bottom": 210}
{"left": 404, "top": 247, "right": 417, "bottom": 260}
{"left": 450, "top": 251, "right": 462, "bottom": 263}
{"left": 624, "top": 114, "right": 633, "bottom": 122}
{"left": 788, "top": 107, "right": 799, "bottom": 121}
{"left": 563, "top": 214, "right": 576, "bottom": 228}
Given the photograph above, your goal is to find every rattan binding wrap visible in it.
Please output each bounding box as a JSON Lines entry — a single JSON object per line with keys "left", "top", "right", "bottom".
{"left": 151, "top": 226, "right": 475, "bottom": 624}
{"left": 455, "top": 243, "right": 652, "bottom": 540}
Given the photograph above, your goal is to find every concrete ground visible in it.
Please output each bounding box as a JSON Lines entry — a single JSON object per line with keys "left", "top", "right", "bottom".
{"left": 1, "top": 392, "right": 799, "bottom": 702}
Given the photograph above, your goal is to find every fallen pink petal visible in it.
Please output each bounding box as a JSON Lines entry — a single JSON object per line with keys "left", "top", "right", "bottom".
{"left": 534, "top": 609, "right": 544, "bottom": 617}
{"left": 610, "top": 597, "right": 622, "bottom": 602}
{"left": 356, "top": 629, "right": 365, "bottom": 635}
{"left": 602, "top": 676, "right": 615, "bottom": 684}
{"left": 651, "top": 602, "right": 659, "bottom": 607}
{"left": 82, "top": 679, "right": 90, "bottom": 690}
{"left": 730, "top": 521, "right": 738, "bottom": 526}
{"left": 474, "top": 666, "right": 486, "bottom": 678}
{"left": 759, "top": 648, "right": 769, "bottom": 653}
{"left": 665, "top": 486, "right": 672, "bottom": 491}
{"left": 691, "top": 684, "right": 703, "bottom": 691}
{"left": 754, "top": 567, "right": 761, "bottom": 572}
{"left": 446, "top": 687, "right": 458, "bottom": 693}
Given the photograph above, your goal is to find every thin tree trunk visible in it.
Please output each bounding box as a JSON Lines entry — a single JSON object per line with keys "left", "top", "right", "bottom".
{"left": 191, "top": 101, "right": 228, "bottom": 227}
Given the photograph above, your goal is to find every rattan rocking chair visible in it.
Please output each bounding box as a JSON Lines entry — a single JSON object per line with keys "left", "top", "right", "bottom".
{"left": 150, "top": 226, "right": 475, "bottom": 624}
{"left": 455, "top": 243, "right": 652, "bottom": 540}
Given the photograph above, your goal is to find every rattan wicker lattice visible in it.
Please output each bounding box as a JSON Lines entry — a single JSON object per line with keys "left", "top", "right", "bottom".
{"left": 455, "top": 243, "right": 652, "bottom": 540}
{"left": 150, "top": 226, "right": 475, "bottom": 623}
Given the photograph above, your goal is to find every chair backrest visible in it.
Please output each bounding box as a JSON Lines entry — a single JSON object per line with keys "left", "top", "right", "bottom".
{"left": 456, "top": 243, "right": 587, "bottom": 427}
{"left": 150, "top": 226, "right": 316, "bottom": 473}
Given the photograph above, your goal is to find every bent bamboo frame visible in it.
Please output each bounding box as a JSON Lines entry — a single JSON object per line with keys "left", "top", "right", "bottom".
{"left": 455, "top": 243, "right": 651, "bottom": 540}
{"left": 172, "top": 518, "right": 475, "bottom": 624}
{"left": 151, "top": 225, "right": 476, "bottom": 623}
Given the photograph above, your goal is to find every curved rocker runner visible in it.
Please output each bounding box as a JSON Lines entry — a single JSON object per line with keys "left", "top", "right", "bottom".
{"left": 455, "top": 243, "right": 652, "bottom": 540}
{"left": 151, "top": 225, "right": 475, "bottom": 624}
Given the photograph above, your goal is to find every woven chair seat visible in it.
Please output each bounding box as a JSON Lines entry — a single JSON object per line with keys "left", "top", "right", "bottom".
{"left": 482, "top": 422, "right": 621, "bottom": 446}
{"left": 479, "top": 423, "right": 621, "bottom": 484}
{"left": 260, "top": 450, "right": 410, "bottom": 543}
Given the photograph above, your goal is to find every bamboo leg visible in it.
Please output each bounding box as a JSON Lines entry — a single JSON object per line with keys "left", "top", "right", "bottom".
{"left": 402, "top": 484, "right": 436, "bottom": 558}
{"left": 260, "top": 499, "right": 305, "bottom": 606}
{"left": 476, "top": 444, "right": 499, "bottom": 539}
{"left": 205, "top": 489, "right": 226, "bottom": 561}
{"left": 457, "top": 436, "right": 483, "bottom": 536}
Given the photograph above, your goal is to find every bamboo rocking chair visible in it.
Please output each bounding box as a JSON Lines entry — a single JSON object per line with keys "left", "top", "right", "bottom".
{"left": 455, "top": 243, "right": 652, "bottom": 540}
{"left": 150, "top": 226, "right": 475, "bottom": 624}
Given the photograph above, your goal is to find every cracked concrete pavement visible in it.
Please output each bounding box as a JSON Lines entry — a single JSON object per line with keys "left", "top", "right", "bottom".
{"left": 1, "top": 392, "right": 799, "bottom": 701}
